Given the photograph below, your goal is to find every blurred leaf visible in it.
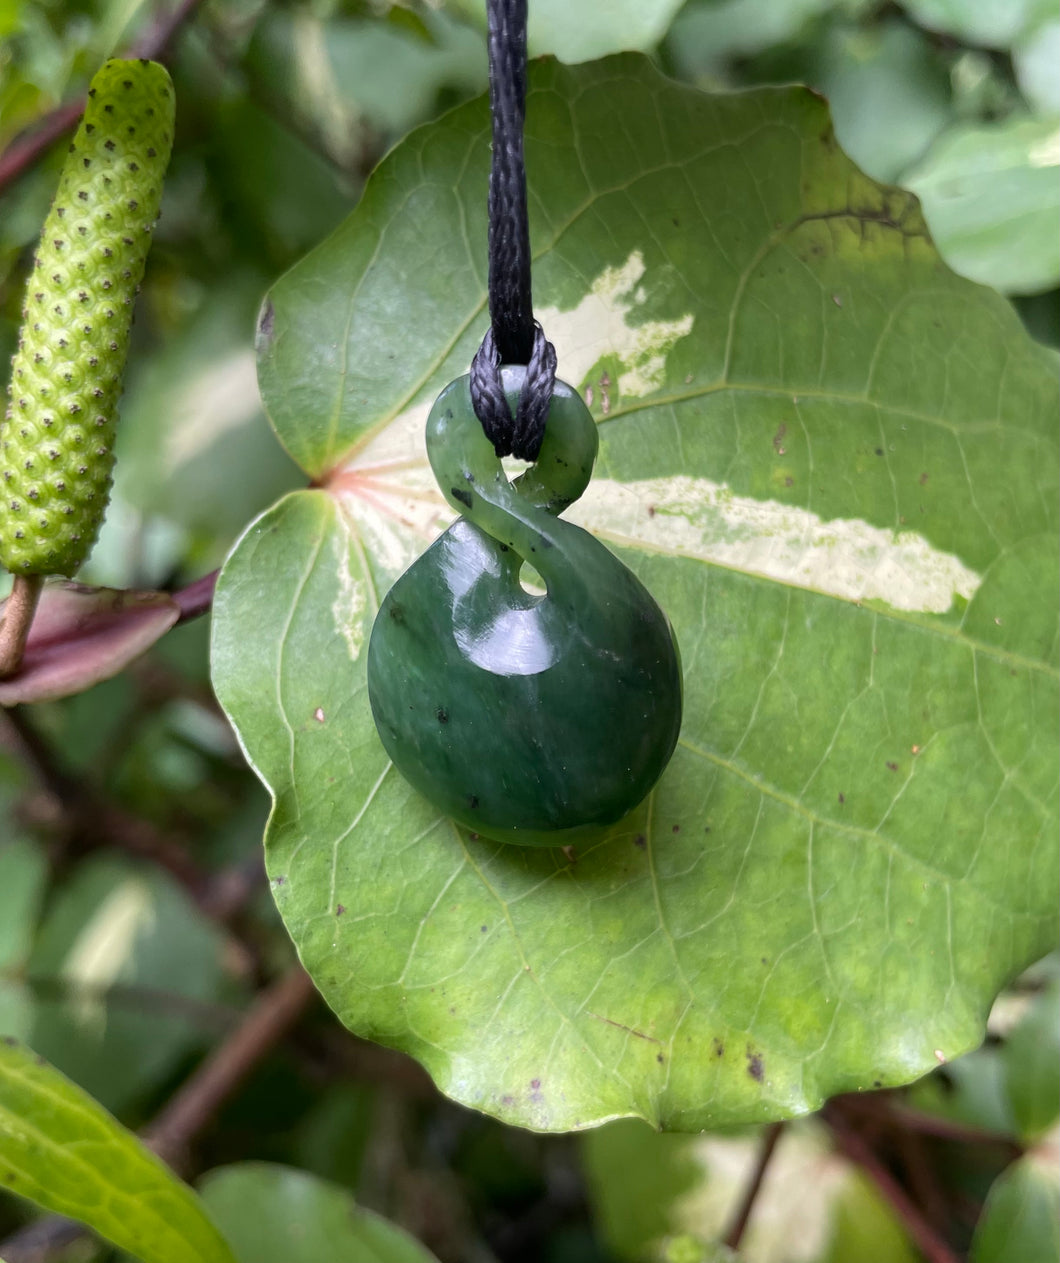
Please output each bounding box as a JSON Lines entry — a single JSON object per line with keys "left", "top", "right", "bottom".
{"left": 812, "top": 19, "right": 952, "bottom": 182}
{"left": 898, "top": 0, "right": 1055, "bottom": 49}
{"left": 676, "top": 1127, "right": 917, "bottom": 1263}
{"left": 1014, "top": 19, "right": 1060, "bottom": 117}
{"left": 0, "top": 1037, "right": 236, "bottom": 1263}
{"left": 198, "top": 1161, "right": 440, "bottom": 1263}
{"left": 586, "top": 1121, "right": 917, "bottom": 1262}
{"left": 117, "top": 274, "right": 303, "bottom": 542}
{"left": 903, "top": 114, "right": 1060, "bottom": 294}
{"left": 971, "top": 1150, "right": 1060, "bottom": 1263}
{"left": 666, "top": 0, "right": 836, "bottom": 71}
{"left": 28, "top": 856, "right": 230, "bottom": 1115}
{"left": 1002, "top": 980, "right": 1060, "bottom": 1142}
{"left": 0, "top": 0, "right": 23, "bottom": 40}
{"left": 583, "top": 1119, "right": 701, "bottom": 1259}
{"left": 1014, "top": 290, "right": 1060, "bottom": 349}
{"left": 0, "top": 838, "right": 47, "bottom": 1042}
{"left": 215, "top": 57, "right": 1059, "bottom": 1133}
{"left": 207, "top": 97, "right": 353, "bottom": 266}
{"left": 248, "top": 7, "right": 485, "bottom": 150}
{"left": 822, "top": 1170, "right": 920, "bottom": 1263}
{"left": 668, "top": 11, "right": 956, "bottom": 183}
{"left": 292, "top": 1082, "right": 375, "bottom": 1189}
{"left": 92, "top": 0, "right": 150, "bottom": 60}
{"left": 450, "top": 0, "right": 686, "bottom": 62}
{"left": 0, "top": 584, "right": 179, "bottom": 707}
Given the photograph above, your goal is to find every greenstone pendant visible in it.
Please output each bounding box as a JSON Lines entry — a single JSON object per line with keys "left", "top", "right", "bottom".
{"left": 366, "top": 367, "right": 682, "bottom": 847}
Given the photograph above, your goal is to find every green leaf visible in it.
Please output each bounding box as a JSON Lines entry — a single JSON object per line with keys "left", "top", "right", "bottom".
{"left": 27, "top": 856, "right": 230, "bottom": 1114}
{"left": 213, "top": 56, "right": 1060, "bottom": 1132}
{"left": 198, "top": 1162, "right": 439, "bottom": 1263}
{"left": 117, "top": 274, "right": 304, "bottom": 542}
{"left": 898, "top": 0, "right": 1055, "bottom": 49}
{"left": 0, "top": 1037, "right": 235, "bottom": 1263}
{"left": 971, "top": 1152, "right": 1060, "bottom": 1263}
{"left": 583, "top": 1119, "right": 702, "bottom": 1258}
{"left": 585, "top": 1119, "right": 919, "bottom": 1262}
{"left": 667, "top": 0, "right": 836, "bottom": 69}
{"left": 448, "top": 0, "right": 686, "bottom": 62}
{"left": 247, "top": 8, "right": 486, "bottom": 148}
{"left": 1014, "top": 19, "right": 1060, "bottom": 117}
{"left": 902, "top": 114, "right": 1060, "bottom": 295}
{"left": 1001, "top": 980, "right": 1060, "bottom": 1141}
{"left": 809, "top": 19, "right": 953, "bottom": 184}
{"left": 0, "top": 838, "right": 47, "bottom": 1042}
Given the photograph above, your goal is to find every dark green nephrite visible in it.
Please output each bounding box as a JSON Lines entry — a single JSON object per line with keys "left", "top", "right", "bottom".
{"left": 367, "top": 368, "right": 682, "bottom": 847}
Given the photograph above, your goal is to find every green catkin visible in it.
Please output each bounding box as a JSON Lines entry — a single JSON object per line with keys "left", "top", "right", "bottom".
{"left": 0, "top": 58, "right": 175, "bottom": 577}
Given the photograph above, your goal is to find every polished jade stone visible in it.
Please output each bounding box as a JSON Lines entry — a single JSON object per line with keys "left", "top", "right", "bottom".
{"left": 366, "top": 368, "right": 682, "bottom": 847}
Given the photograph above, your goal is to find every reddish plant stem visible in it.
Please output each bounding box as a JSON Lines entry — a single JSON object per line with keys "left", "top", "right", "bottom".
{"left": 144, "top": 965, "right": 317, "bottom": 1168}
{"left": 0, "top": 705, "right": 265, "bottom": 930}
{"left": 894, "top": 1119, "right": 950, "bottom": 1234}
{"left": 172, "top": 568, "right": 219, "bottom": 623}
{"left": 0, "top": 0, "right": 202, "bottom": 196}
{"left": 128, "top": 0, "right": 203, "bottom": 59}
{"left": 885, "top": 1102, "right": 1023, "bottom": 1155}
{"left": 722, "top": 1122, "right": 784, "bottom": 1250}
{"left": 824, "top": 1103, "right": 963, "bottom": 1263}
{"left": 2, "top": 702, "right": 209, "bottom": 892}
{"left": 0, "top": 103, "right": 84, "bottom": 193}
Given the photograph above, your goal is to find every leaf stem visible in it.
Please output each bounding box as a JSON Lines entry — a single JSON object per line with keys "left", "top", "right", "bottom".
{"left": 172, "top": 568, "right": 219, "bottom": 623}
{"left": 0, "top": 574, "right": 43, "bottom": 679}
{"left": 722, "top": 1121, "right": 784, "bottom": 1250}
{"left": 143, "top": 965, "right": 317, "bottom": 1167}
{"left": 824, "top": 1103, "right": 963, "bottom": 1263}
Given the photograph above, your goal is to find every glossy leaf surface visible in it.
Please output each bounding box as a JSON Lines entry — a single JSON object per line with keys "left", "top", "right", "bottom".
{"left": 213, "top": 56, "right": 1060, "bottom": 1131}
{"left": 0, "top": 1038, "right": 235, "bottom": 1263}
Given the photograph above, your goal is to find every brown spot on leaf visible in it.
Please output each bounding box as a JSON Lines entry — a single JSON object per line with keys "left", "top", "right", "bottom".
{"left": 746, "top": 1047, "right": 764, "bottom": 1081}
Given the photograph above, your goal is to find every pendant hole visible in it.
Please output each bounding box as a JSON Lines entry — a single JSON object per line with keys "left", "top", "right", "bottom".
{"left": 518, "top": 561, "right": 546, "bottom": 597}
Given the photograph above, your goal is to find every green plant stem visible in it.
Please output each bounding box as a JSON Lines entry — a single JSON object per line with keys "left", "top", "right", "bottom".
{"left": 0, "top": 574, "right": 43, "bottom": 679}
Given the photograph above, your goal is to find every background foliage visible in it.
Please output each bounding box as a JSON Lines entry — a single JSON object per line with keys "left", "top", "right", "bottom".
{"left": 0, "top": 1, "right": 1057, "bottom": 1261}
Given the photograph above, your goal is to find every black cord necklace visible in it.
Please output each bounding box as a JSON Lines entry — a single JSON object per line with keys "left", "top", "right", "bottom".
{"left": 366, "top": 4, "right": 683, "bottom": 848}
{"left": 469, "top": 0, "right": 557, "bottom": 462}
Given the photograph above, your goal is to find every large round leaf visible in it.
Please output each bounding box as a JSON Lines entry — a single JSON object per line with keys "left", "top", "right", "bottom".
{"left": 212, "top": 55, "right": 1060, "bottom": 1132}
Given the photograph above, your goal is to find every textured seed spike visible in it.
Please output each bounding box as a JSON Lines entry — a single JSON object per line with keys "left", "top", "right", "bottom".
{"left": 0, "top": 58, "right": 174, "bottom": 577}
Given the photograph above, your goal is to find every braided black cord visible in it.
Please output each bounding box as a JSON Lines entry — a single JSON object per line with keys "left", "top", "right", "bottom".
{"left": 469, "top": 0, "right": 556, "bottom": 462}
